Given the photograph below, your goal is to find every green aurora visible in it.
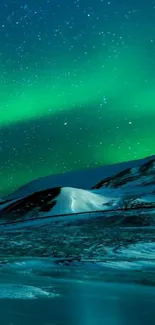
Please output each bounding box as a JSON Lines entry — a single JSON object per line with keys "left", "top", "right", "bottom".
{"left": 0, "top": 0, "right": 155, "bottom": 195}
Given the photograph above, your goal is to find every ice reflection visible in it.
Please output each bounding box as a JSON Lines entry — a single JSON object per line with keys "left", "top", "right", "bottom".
{"left": 0, "top": 279, "right": 155, "bottom": 325}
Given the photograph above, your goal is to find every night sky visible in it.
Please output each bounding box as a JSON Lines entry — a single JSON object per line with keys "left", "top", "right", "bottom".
{"left": 0, "top": 0, "right": 155, "bottom": 195}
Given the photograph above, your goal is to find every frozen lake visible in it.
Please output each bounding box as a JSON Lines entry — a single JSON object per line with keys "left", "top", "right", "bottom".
{"left": 0, "top": 207, "right": 154, "bottom": 325}
{"left": 0, "top": 276, "right": 155, "bottom": 325}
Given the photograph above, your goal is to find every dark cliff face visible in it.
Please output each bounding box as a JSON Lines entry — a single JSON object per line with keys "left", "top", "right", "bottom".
{"left": 92, "top": 158, "right": 155, "bottom": 189}
{"left": 0, "top": 187, "right": 61, "bottom": 222}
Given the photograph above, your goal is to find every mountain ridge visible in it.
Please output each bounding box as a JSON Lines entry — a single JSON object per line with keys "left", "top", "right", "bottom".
{"left": 92, "top": 157, "right": 155, "bottom": 189}
{"left": 6, "top": 155, "right": 155, "bottom": 200}
{"left": 0, "top": 155, "right": 155, "bottom": 226}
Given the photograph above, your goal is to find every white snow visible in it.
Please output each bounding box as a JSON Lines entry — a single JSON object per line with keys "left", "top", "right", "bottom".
{"left": 0, "top": 284, "right": 57, "bottom": 299}
{"left": 115, "top": 242, "right": 155, "bottom": 259}
{"left": 42, "top": 187, "right": 111, "bottom": 216}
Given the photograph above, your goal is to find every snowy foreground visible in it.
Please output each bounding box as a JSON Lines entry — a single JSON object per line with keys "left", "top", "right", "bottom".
{"left": 0, "top": 155, "right": 155, "bottom": 316}
{"left": 0, "top": 155, "right": 154, "bottom": 267}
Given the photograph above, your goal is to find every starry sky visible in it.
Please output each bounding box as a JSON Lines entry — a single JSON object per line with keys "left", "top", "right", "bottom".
{"left": 0, "top": 0, "right": 155, "bottom": 195}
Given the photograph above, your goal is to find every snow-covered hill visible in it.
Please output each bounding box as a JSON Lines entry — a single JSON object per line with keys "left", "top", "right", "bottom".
{"left": 42, "top": 187, "right": 108, "bottom": 215}
{"left": 92, "top": 157, "right": 155, "bottom": 189}
{"left": 0, "top": 155, "right": 155, "bottom": 226}
{"left": 0, "top": 186, "right": 121, "bottom": 224}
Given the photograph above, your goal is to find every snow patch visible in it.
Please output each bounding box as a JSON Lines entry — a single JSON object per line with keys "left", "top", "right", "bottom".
{"left": 42, "top": 187, "right": 111, "bottom": 216}
{"left": 0, "top": 284, "right": 58, "bottom": 299}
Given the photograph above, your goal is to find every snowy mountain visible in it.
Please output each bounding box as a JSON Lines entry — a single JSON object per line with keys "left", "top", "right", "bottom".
{"left": 92, "top": 157, "right": 155, "bottom": 189}
{"left": 0, "top": 154, "right": 155, "bottom": 278}
{"left": 0, "top": 186, "right": 121, "bottom": 224}
{"left": 7, "top": 155, "right": 154, "bottom": 199}
{"left": 0, "top": 155, "right": 155, "bottom": 227}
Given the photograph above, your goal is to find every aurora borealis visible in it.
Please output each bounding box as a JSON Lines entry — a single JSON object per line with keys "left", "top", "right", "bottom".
{"left": 0, "top": 0, "right": 155, "bottom": 195}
